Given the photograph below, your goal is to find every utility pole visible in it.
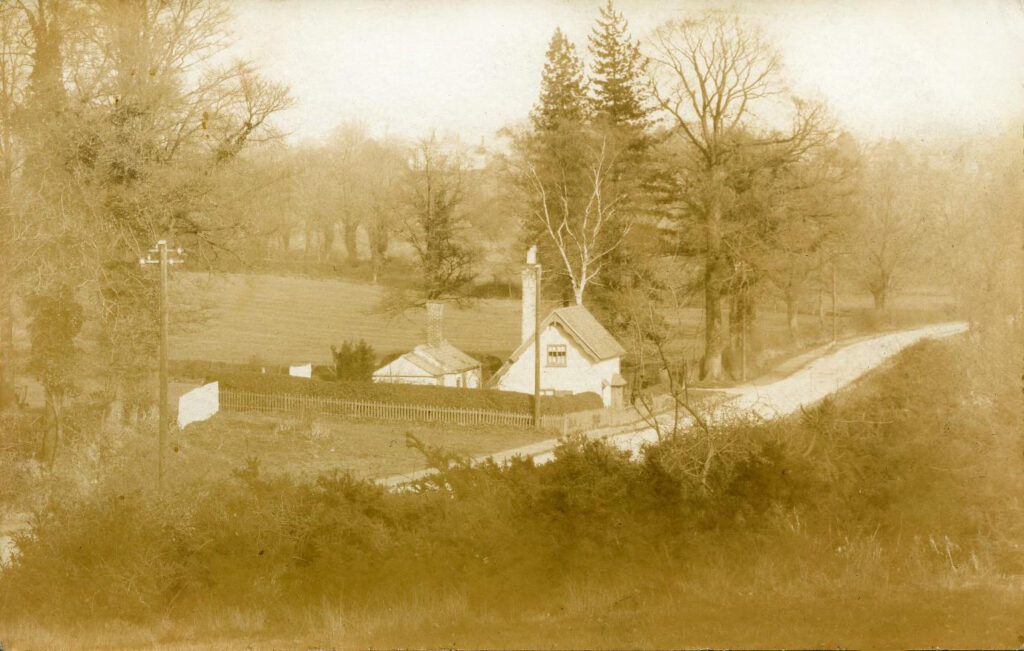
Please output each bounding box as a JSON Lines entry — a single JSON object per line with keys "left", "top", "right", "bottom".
{"left": 532, "top": 255, "right": 542, "bottom": 428}
{"left": 740, "top": 263, "right": 747, "bottom": 382}
{"left": 140, "top": 240, "right": 184, "bottom": 492}
{"left": 832, "top": 261, "right": 838, "bottom": 344}
{"left": 1019, "top": 123, "right": 1024, "bottom": 405}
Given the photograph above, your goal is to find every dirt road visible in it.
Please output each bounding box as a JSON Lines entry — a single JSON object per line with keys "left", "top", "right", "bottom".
{"left": 378, "top": 321, "right": 969, "bottom": 486}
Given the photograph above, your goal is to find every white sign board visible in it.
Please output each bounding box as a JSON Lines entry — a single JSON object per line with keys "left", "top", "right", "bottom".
{"left": 177, "top": 381, "right": 219, "bottom": 429}
{"left": 289, "top": 363, "right": 312, "bottom": 378}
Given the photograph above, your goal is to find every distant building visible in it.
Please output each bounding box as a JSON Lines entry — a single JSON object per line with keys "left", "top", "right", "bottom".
{"left": 372, "top": 302, "right": 482, "bottom": 388}
{"left": 489, "top": 248, "right": 627, "bottom": 407}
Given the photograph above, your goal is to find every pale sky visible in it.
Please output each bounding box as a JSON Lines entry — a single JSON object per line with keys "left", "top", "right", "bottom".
{"left": 228, "top": 0, "right": 1024, "bottom": 145}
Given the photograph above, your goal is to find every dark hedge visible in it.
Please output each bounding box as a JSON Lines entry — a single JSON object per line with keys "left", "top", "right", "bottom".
{"left": 213, "top": 372, "right": 603, "bottom": 415}
{"left": 170, "top": 359, "right": 290, "bottom": 379}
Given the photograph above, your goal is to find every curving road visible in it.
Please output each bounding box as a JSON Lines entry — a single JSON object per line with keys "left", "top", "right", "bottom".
{"left": 378, "top": 321, "right": 969, "bottom": 486}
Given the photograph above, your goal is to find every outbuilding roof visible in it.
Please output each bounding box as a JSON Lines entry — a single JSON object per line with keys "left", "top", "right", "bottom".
{"left": 374, "top": 341, "right": 480, "bottom": 379}
{"left": 402, "top": 350, "right": 445, "bottom": 376}
{"left": 414, "top": 341, "right": 480, "bottom": 374}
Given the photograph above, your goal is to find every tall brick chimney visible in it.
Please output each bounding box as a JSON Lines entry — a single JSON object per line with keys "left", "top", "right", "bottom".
{"left": 521, "top": 245, "right": 539, "bottom": 344}
{"left": 426, "top": 300, "right": 444, "bottom": 347}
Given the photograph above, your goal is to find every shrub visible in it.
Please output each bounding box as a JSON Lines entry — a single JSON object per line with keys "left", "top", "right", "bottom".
{"left": 467, "top": 352, "right": 504, "bottom": 381}
{"left": 213, "top": 372, "right": 602, "bottom": 415}
{"left": 330, "top": 340, "right": 376, "bottom": 382}
{"left": 311, "top": 365, "right": 336, "bottom": 381}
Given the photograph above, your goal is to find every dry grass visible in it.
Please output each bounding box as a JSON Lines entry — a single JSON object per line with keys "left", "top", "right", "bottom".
{"left": 161, "top": 411, "right": 554, "bottom": 485}
{"left": 9, "top": 581, "right": 1022, "bottom": 650}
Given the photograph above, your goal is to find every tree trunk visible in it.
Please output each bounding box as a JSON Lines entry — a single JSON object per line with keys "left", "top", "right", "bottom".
{"left": 728, "top": 286, "right": 756, "bottom": 379}
{"left": 786, "top": 293, "right": 801, "bottom": 345}
{"left": 816, "top": 279, "right": 826, "bottom": 332}
{"left": 321, "top": 222, "right": 335, "bottom": 262}
{"left": 0, "top": 298, "right": 11, "bottom": 411}
{"left": 369, "top": 222, "right": 388, "bottom": 283}
{"left": 343, "top": 219, "right": 359, "bottom": 265}
{"left": 872, "top": 288, "right": 887, "bottom": 312}
{"left": 701, "top": 170, "right": 726, "bottom": 381}
{"left": 871, "top": 270, "right": 890, "bottom": 312}
{"left": 370, "top": 246, "right": 385, "bottom": 284}
{"left": 41, "top": 391, "right": 61, "bottom": 468}
{"left": 304, "top": 223, "right": 315, "bottom": 259}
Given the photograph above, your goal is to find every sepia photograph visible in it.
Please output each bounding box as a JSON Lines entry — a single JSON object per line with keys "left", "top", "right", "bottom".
{"left": 0, "top": 0, "right": 1022, "bottom": 648}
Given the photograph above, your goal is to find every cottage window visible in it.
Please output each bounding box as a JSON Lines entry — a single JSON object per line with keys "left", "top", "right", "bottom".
{"left": 546, "top": 344, "right": 567, "bottom": 367}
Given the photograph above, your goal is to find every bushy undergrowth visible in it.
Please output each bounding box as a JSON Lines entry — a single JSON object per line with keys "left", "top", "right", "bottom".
{"left": 214, "top": 372, "right": 603, "bottom": 415}
{"left": 1, "top": 332, "right": 1021, "bottom": 642}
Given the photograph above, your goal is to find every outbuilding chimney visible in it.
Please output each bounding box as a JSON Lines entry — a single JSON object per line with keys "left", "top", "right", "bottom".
{"left": 521, "top": 245, "right": 540, "bottom": 344}
{"left": 426, "top": 300, "right": 444, "bottom": 347}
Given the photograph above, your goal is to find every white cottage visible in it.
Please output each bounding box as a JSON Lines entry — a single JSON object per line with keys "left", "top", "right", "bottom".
{"left": 372, "top": 302, "right": 482, "bottom": 388}
{"left": 490, "top": 251, "right": 627, "bottom": 407}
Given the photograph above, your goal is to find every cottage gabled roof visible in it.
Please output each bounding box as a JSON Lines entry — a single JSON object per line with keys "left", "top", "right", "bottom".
{"left": 488, "top": 304, "right": 625, "bottom": 386}
{"left": 549, "top": 305, "right": 626, "bottom": 361}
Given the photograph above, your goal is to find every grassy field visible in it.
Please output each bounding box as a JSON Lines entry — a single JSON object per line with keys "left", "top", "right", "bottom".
{"left": 168, "top": 272, "right": 525, "bottom": 364}
{"left": 163, "top": 411, "right": 553, "bottom": 484}
{"left": 166, "top": 271, "right": 957, "bottom": 367}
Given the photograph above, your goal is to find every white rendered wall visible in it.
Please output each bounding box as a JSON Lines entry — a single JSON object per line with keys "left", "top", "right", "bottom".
{"left": 373, "top": 357, "right": 481, "bottom": 389}
{"left": 372, "top": 356, "right": 439, "bottom": 385}
{"left": 439, "top": 369, "right": 481, "bottom": 388}
{"left": 496, "top": 323, "right": 619, "bottom": 405}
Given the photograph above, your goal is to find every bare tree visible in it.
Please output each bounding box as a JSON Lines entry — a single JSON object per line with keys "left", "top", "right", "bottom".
{"left": 853, "top": 141, "right": 929, "bottom": 312}
{"left": 360, "top": 137, "right": 406, "bottom": 283}
{"left": 517, "top": 134, "right": 631, "bottom": 305}
{"left": 334, "top": 126, "right": 367, "bottom": 265}
{"left": 647, "top": 11, "right": 826, "bottom": 380}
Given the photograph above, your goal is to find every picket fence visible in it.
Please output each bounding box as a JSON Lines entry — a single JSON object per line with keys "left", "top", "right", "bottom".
{"left": 220, "top": 389, "right": 536, "bottom": 428}
{"left": 220, "top": 389, "right": 678, "bottom": 434}
{"left": 542, "top": 393, "right": 676, "bottom": 435}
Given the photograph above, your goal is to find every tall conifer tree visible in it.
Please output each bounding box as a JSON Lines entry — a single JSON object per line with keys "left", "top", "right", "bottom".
{"left": 588, "top": 0, "right": 649, "bottom": 133}
{"left": 531, "top": 28, "right": 588, "bottom": 133}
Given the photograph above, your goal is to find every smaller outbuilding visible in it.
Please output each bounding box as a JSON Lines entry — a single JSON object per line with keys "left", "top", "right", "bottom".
{"left": 372, "top": 302, "right": 482, "bottom": 388}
